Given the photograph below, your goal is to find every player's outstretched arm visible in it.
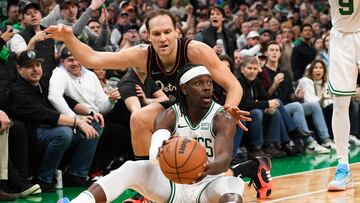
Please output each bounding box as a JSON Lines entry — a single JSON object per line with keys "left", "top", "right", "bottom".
{"left": 45, "top": 24, "right": 147, "bottom": 71}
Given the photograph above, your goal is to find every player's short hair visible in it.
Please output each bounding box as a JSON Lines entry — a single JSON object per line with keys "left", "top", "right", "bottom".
{"left": 144, "top": 9, "right": 177, "bottom": 32}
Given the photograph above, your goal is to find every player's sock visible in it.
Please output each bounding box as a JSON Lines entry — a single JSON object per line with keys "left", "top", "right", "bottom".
{"left": 134, "top": 156, "right": 149, "bottom": 160}
{"left": 332, "top": 96, "right": 351, "bottom": 166}
{"left": 70, "top": 191, "right": 95, "bottom": 203}
{"left": 230, "top": 160, "right": 259, "bottom": 178}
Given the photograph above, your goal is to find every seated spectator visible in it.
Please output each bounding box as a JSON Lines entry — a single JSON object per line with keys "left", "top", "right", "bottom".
{"left": 48, "top": 47, "right": 120, "bottom": 117}
{"left": 240, "top": 31, "right": 262, "bottom": 57}
{"left": 11, "top": 50, "right": 100, "bottom": 192}
{"left": 1, "top": 28, "right": 41, "bottom": 199}
{"left": 238, "top": 56, "right": 288, "bottom": 158}
{"left": 298, "top": 60, "right": 360, "bottom": 145}
{"left": 261, "top": 41, "right": 332, "bottom": 154}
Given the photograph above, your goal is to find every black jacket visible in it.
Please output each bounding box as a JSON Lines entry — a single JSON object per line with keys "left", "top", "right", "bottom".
{"left": 10, "top": 77, "right": 78, "bottom": 134}
{"left": 201, "top": 25, "right": 237, "bottom": 57}
{"left": 237, "top": 73, "right": 269, "bottom": 111}
{"left": 291, "top": 40, "right": 316, "bottom": 81}
{"left": 0, "top": 39, "right": 17, "bottom": 113}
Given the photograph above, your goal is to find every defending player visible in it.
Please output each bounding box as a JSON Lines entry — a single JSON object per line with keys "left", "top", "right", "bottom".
{"left": 67, "top": 64, "right": 272, "bottom": 203}
{"left": 45, "top": 9, "right": 250, "bottom": 160}
{"left": 327, "top": 0, "right": 359, "bottom": 191}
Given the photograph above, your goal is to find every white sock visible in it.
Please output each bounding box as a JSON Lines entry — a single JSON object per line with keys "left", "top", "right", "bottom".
{"left": 70, "top": 191, "right": 95, "bottom": 203}
{"left": 332, "top": 96, "right": 351, "bottom": 166}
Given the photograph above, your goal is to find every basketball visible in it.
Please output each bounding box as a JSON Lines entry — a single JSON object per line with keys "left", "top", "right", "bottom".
{"left": 158, "top": 136, "right": 207, "bottom": 184}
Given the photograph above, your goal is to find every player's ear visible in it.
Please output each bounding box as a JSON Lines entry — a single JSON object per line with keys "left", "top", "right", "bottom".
{"left": 181, "top": 84, "right": 187, "bottom": 95}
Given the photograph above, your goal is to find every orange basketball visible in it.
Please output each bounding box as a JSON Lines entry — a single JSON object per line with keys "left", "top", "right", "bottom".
{"left": 158, "top": 136, "right": 207, "bottom": 184}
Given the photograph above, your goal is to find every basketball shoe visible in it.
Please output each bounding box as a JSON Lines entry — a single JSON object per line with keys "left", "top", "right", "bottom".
{"left": 328, "top": 164, "right": 354, "bottom": 191}
{"left": 249, "top": 156, "right": 273, "bottom": 199}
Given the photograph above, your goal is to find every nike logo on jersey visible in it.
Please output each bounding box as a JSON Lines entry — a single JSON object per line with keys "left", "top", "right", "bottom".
{"left": 151, "top": 70, "right": 162, "bottom": 75}
{"left": 177, "top": 124, "right": 188, "bottom": 128}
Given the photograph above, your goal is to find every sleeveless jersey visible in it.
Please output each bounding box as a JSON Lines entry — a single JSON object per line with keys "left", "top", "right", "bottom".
{"left": 329, "top": 0, "right": 360, "bottom": 32}
{"left": 147, "top": 38, "right": 191, "bottom": 99}
{"left": 171, "top": 101, "right": 223, "bottom": 163}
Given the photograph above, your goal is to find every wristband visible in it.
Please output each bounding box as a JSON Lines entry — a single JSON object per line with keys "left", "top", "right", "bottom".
{"left": 149, "top": 129, "right": 171, "bottom": 165}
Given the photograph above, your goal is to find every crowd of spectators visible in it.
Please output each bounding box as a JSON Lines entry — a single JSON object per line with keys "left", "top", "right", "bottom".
{"left": 1, "top": 0, "right": 360, "bottom": 200}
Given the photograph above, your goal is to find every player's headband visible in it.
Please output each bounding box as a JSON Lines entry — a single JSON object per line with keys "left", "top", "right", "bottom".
{"left": 180, "top": 65, "right": 211, "bottom": 85}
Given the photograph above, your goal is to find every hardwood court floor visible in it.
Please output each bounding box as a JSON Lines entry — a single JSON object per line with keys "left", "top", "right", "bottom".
{"left": 3, "top": 146, "right": 360, "bottom": 203}
{"left": 243, "top": 163, "right": 360, "bottom": 203}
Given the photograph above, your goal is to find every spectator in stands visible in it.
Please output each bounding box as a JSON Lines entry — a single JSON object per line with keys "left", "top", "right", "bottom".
{"left": 291, "top": 24, "right": 316, "bottom": 81}
{"left": 10, "top": 0, "right": 57, "bottom": 81}
{"left": 57, "top": 0, "right": 109, "bottom": 49}
{"left": 138, "top": 24, "right": 149, "bottom": 44}
{"left": 240, "top": 31, "right": 262, "bottom": 57}
{"left": 38, "top": 0, "right": 57, "bottom": 17}
{"left": 195, "top": 6, "right": 237, "bottom": 57}
{"left": 0, "top": 29, "right": 41, "bottom": 200}
{"left": 295, "top": 60, "right": 335, "bottom": 148}
{"left": 236, "top": 21, "right": 251, "bottom": 51}
{"left": 11, "top": 50, "right": 100, "bottom": 192}
{"left": 279, "top": 22, "right": 294, "bottom": 80}
{"left": 110, "top": 11, "right": 130, "bottom": 48}
{"left": 1, "top": 2, "right": 20, "bottom": 31}
{"left": 238, "top": 56, "right": 287, "bottom": 158}
{"left": 48, "top": 46, "right": 119, "bottom": 117}
{"left": 261, "top": 42, "right": 332, "bottom": 154}
{"left": 318, "top": 32, "right": 329, "bottom": 67}
{"left": 118, "top": 24, "right": 139, "bottom": 50}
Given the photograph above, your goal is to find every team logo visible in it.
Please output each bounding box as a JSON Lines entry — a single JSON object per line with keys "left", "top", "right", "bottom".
{"left": 27, "top": 50, "right": 36, "bottom": 59}
{"left": 201, "top": 123, "right": 210, "bottom": 130}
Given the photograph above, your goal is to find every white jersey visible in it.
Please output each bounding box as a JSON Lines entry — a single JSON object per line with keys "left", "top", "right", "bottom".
{"left": 171, "top": 101, "right": 223, "bottom": 163}
{"left": 329, "top": 0, "right": 360, "bottom": 32}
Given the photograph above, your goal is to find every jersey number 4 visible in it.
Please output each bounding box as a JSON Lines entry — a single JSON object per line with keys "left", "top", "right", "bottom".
{"left": 339, "top": 0, "right": 354, "bottom": 15}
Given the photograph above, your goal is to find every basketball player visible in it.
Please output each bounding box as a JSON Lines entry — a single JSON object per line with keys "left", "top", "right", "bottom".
{"left": 45, "top": 9, "right": 250, "bottom": 160}
{"left": 327, "top": 1, "right": 359, "bottom": 191}
{"left": 67, "top": 64, "right": 272, "bottom": 203}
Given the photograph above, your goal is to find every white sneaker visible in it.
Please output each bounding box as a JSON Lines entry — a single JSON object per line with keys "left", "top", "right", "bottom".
{"left": 349, "top": 135, "right": 360, "bottom": 146}
{"left": 321, "top": 139, "right": 336, "bottom": 150}
{"left": 305, "top": 140, "right": 330, "bottom": 154}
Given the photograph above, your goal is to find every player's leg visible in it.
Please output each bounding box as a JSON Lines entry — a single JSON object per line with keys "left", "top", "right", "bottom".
{"left": 70, "top": 160, "right": 171, "bottom": 203}
{"left": 198, "top": 176, "right": 244, "bottom": 203}
{"left": 130, "top": 103, "right": 165, "bottom": 158}
{"left": 328, "top": 29, "right": 357, "bottom": 191}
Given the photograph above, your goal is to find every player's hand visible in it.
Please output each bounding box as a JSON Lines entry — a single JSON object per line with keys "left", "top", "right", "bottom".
{"left": 45, "top": 24, "right": 74, "bottom": 42}
{"left": 191, "top": 162, "right": 209, "bottom": 184}
{"left": 224, "top": 105, "right": 251, "bottom": 131}
{"left": 157, "top": 135, "right": 178, "bottom": 160}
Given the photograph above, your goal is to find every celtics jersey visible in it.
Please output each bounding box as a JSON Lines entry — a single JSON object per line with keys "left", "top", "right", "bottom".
{"left": 329, "top": 0, "right": 360, "bottom": 32}
{"left": 171, "top": 101, "right": 223, "bottom": 163}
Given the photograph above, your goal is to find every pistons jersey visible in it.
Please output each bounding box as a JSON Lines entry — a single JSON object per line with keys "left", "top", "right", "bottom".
{"left": 147, "top": 38, "right": 191, "bottom": 99}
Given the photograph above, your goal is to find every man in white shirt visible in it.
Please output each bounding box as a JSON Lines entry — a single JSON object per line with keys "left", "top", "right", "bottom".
{"left": 48, "top": 46, "right": 120, "bottom": 118}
